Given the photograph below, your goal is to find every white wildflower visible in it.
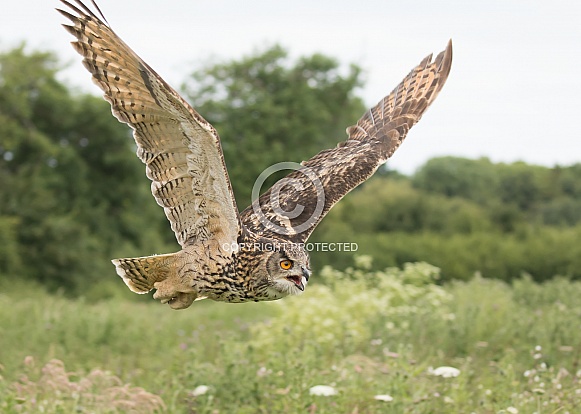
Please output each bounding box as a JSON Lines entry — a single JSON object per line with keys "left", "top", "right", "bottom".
{"left": 443, "top": 396, "right": 454, "bottom": 403}
{"left": 354, "top": 255, "right": 373, "bottom": 270}
{"left": 373, "top": 394, "right": 393, "bottom": 402}
{"left": 431, "top": 366, "right": 461, "bottom": 378}
{"left": 309, "top": 385, "right": 338, "bottom": 396}
{"left": 191, "top": 385, "right": 209, "bottom": 397}
{"left": 533, "top": 353, "right": 542, "bottom": 360}
{"left": 507, "top": 407, "right": 518, "bottom": 414}
{"left": 535, "top": 345, "right": 542, "bottom": 352}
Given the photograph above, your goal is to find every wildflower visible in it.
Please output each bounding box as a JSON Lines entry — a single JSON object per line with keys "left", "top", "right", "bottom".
{"left": 443, "top": 396, "right": 454, "bottom": 403}
{"left": 309, "top": 385, "right": 338, "bottom": 396}
{"left": 354, "top": 255, "right": 373, "bottom": 270}
{"left": 374, "top": 394, "right": 393, "bottom": 402}
{"left": 23, "top": 356, "right": 35, "bottom": 368}
{"left": 535, "top": 345, "right": 542, "bottom": 352}
{"left": 507, "top": 407, "right": 518, "bottom": 414}
{"left": 191, "top": 385, "right": 209, "bottom": 397}
{"left": 431, "top": 366, "right": 461, "bottom": 378}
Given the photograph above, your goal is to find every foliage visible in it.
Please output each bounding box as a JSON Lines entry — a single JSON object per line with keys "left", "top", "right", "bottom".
{"left": 251, "top": 260, "right": 451, "bottom": 350}
{"left": 311, "top": 161, "right": 581, "bottom": 282}
{"left": 0, "top": 46, "right": 177, "bottom": 293}
{"left": 1, "top": 262, "right": 581, "bottom": 413}
{"left": 412, "top": 156, "right": 581, "bottom": 223}
{"left": 8, "top": 357, "right": 164, "bottom": 413}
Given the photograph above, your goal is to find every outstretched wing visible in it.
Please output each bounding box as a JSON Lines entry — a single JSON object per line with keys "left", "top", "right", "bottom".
{"left": 241, "top": 41, "right": 452, "bottom": 243}
{"left": 58, "top": 0, "right": 240, "bottom": 247}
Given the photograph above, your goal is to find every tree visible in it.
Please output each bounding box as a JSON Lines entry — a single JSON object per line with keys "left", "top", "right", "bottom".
{"left": 182, "top": 45, "right": 366, "bottom": 206}
{"left": 412, "top": 156, "right": 500, "bottom": 204}
{"left": 0, "top": 46, "right": 171, "bottom": 293}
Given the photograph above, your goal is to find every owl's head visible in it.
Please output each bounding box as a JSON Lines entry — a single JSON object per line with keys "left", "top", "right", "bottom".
{"left": 262, "top": 243, "right": 311, "bottom": 298}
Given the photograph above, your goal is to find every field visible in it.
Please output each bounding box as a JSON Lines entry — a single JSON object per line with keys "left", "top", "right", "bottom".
{"left": 1, "top": 260, "right": 580, "bottom": 413}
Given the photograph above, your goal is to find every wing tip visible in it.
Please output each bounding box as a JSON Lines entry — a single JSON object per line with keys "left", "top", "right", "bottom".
{"left": 57, "top": 0, "right": 109, "bottom": 26}
{"left": 439, "top": 39, "right": 453, "bottom": 76}
{"left": 56, "top": 8, "right": 76, "bottom": 22}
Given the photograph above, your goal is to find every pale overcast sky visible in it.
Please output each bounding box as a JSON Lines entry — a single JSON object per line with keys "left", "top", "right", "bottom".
{"left": 1, "top": 0, "right": 580, "bottom": 174}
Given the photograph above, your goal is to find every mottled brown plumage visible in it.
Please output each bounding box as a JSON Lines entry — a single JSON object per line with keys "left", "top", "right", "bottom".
{"left": 58, "top": 0, "right": 452, "bottom": 309}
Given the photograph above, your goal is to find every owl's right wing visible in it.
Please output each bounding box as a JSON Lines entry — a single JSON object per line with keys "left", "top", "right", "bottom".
{"left": 58, "top": 0, "right": 240, "bottom": 248}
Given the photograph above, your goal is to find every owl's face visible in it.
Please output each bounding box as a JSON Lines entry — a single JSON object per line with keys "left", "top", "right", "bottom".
{"left": 264, "top": 246, "right": 311, "bottom": 298}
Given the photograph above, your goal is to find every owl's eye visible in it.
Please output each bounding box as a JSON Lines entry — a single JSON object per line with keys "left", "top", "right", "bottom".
{"left": 279, "top": 259, "right": 293, "bottom": 270}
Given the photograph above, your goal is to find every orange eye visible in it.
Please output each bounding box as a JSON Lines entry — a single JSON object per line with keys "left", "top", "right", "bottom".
{"left": 280, "top": 260, "right": 293, "bottom": 270}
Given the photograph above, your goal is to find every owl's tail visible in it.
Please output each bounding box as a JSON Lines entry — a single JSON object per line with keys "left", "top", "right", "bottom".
{"left": 111, "top": 253, "right": 177, "bottom": 294}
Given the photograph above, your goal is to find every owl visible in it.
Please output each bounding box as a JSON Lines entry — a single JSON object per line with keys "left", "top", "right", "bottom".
{"left": 58, "top": 0, "right": 452, "bottom": 309}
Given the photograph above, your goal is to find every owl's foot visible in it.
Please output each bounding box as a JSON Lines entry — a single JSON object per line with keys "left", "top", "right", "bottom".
{"left": 152, "top": 279, "right": 197, "bottom": 310}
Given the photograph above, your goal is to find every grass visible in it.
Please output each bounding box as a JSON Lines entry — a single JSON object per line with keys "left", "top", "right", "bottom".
{"left": 0, "top": 261, "right": 580, "bottom": 413}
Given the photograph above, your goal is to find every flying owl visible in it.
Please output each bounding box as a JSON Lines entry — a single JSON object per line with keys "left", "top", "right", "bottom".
{"left": 58, "top": 0, "right": 452, "bottom": 309}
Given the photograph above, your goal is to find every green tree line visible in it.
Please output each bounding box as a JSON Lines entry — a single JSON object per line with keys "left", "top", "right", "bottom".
{"left": 1, "top": 45, "right": 579, "bottom": 294}
{"left": 311, "top": 160, "right": 581, "bottom": 281}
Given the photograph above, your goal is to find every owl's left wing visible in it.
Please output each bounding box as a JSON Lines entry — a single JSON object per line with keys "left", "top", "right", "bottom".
{"left": 58, "top": 0, "right": 240, "bottom": 248}
{"left": 241, "top": 41, "right": 452, "bottom": 243}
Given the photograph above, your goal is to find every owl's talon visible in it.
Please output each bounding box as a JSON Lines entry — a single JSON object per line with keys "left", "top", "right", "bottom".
{"left": 167, "top": 292, "right": 196, "bottom": 309}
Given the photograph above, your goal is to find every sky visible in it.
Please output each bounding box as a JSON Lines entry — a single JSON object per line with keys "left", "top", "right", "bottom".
{"left": 1, "top": 0, "right": 580, "bottom": 174}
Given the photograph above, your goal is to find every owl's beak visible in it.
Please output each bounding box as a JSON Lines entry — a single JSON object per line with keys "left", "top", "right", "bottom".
{"left": 286, "top": 275, "right": 305, "bottom": 291}
{"left": 287, "top": 268, "right": 310, "bottom": 291}
{"left": 302, "top": 267, "right": 311, "bottom": 282}
{"left": 297, "top": 267, "right": 311, "bottom": 291}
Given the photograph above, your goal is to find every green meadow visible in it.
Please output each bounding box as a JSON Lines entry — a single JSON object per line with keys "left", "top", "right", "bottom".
{"left": 1, "top": 261, "right": 580, "bottom": 413}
